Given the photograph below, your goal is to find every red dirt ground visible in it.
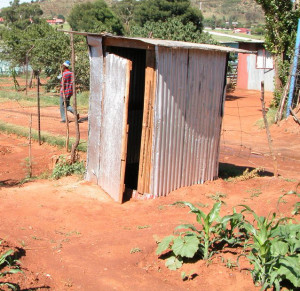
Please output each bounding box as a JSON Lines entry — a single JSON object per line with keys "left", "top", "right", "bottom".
{"left": 0, "top": 87, "right": 299, "bottom": 290}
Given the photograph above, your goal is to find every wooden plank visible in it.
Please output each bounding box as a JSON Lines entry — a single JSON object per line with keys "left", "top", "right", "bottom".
{"left": 137, "top": 50, "right": 156, "bottom": 194}
{"left": 144, "top": 67, "right": 156, "bottom": 193}
{"left": 103, "top": 37, "right": 155, "bottom": 51}
{"left": 119, "top": 62, "right": 132, "bottom": 203}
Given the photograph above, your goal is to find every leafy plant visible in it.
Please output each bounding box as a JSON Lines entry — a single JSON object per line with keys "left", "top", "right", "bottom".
{"left": 156, "top": 201, "right": 244, "bottom": 271}
{"left": 0, "top": 248, "right": 22, "bottom": 290}
{"left": 51, "top": 156, "right": 85, "bottom": 180}
{"left": 239, "top": 205, "right": 300, "bottom": 290}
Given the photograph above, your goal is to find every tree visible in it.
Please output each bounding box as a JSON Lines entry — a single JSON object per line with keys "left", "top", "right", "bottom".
{"left": 68, "top": 0, "right": 124, "bottom": 35}
{"left": 111, "top": 0, "right": 138, "bottom": 34}
{"left": 255, "top": 0, "right": 300, "bottom": 95}
{"left": 134, "top": 0, "right": 203, "bottom": 31}
{"left": 1, "top": 0, "right": 43, "bottom": 29}
{"left": 130, "top": 17, "right": 215, "bottom": 44}
{"left": 0, "top": 0, "right": 90, "bottom": 92}
{"left": 57, "top": 14, "right": 65, "bottom": 21}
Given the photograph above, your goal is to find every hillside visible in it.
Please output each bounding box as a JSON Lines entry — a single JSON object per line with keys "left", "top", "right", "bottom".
{"left": 40, "top": 0, "right": 265, "bottom": 27}
{"left": 195, "top": 0, "right": 265, "bottom": 25}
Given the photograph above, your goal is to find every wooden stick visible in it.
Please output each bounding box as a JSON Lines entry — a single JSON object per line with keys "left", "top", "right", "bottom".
{"left": 119, "top": 61, "right": 132, "bottom": 203}
{"left": 28, "top": 114, "right": 32, "bottom": 178}
{"left": 37, "top": 71, "right": 41, "bottom": 145}
{"left": 260, "top": 81, "right": 278, "bottom": 177}
{"left": 289, "top": 106, "right": 300, "bottom": 125}
{"left": 70, "top": 33, "right": 80, "bottom": 163}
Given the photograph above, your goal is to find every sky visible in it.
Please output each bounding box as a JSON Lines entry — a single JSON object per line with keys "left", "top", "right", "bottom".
{"left": 0, "top": 0, "right": 32, "bottom": 9}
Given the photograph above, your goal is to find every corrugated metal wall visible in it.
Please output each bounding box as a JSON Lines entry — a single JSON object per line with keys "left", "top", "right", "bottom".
{"left": 151, "top": 47, "right": 227, "bottom": 197}
{"left": 247, "top": 54, "right": 275, "bottom": 92}
{"left": 85, "top": 36, "right": 103, "bottom": 183}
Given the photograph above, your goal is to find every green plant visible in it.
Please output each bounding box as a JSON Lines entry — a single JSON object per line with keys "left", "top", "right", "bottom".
{"left": 137, "top": 225, "right": 150, "bottom": 229}
{"left": 51, "top": 156, "right": 85, "bottom": 180}
{"left": 181, "top": 270, "right": 196, "bottom": 281}
{"left": 255, "top": 107, "right": 277, "bottom": 129}
{"left": 156, "top": 201, "right": 243, "bottom": 271}
{"left": 246, "top": 188, "right": 262, "bottom": 199}
{"left": 277, "top": 186, "right": 300, "bottom": 215}
{"left": 239, "top": 205, "right": 300, "bottom": 290}
{"left": 0, "top": 248, "right": 22, "bottom": 290}
{"left": 208, "top": 192, "right": 227, "bottom": 202}
{"left": 221, "top": 257, "right": 237, "bottom": 269}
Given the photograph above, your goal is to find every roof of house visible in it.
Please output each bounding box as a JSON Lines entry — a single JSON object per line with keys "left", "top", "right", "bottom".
{"left": 60, "top": 30, "right": 256, "bottom": 54}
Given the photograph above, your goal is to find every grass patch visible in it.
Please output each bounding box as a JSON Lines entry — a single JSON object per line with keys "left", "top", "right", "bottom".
{"left": 0, "top": 88, "right": 89, "bottom": 110}
{"left": 255, "top": 107, "right": 277, "bottom": 129}
{"left": 0, "top": 120, "right": 87, "bottom": 152}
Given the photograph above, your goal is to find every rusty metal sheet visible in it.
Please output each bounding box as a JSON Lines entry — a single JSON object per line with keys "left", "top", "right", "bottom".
{"left": 98, "top": 53, "right": 131, "bottom": 202}
{"left": 85, "top": 36, "right": 103, "bottom": 183}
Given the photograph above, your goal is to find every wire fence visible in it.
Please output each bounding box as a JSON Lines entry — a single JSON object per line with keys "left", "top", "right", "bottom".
{"left": 220, "top": 92, "right": 300, "bottom": 178}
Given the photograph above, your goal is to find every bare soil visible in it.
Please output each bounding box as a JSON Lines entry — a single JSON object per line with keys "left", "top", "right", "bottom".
{"left": 0, "top": 86, "right": 299, "bottom": 290}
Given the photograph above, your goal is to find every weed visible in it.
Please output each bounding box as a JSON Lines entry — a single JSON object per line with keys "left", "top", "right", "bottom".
{"left": 137, "top": 225, "right": 150, "bottom": 229}
{"left": 280, "top": 177, "right": 297, "bottom": 182}
{"left": 246, "top": 188, "right": 262, "bottom": 199}
{"left": 208, "top": 192, "right": 227, "bottom": 202}
{"left": 181, "top": 270, "right": 196, "bottom": 281}
{"left": 130, "top": 247, "right": 141, "bottom": 254}
{"left": 31, "top": 236, "right": 42, "bottom": 240}
{"left": 255, "top": 107, "right": 277, "bottom": 129}
{"left": 227, "top": 167, "right": 263, "bottom": 182}
{"left": 277, "top": 186, "right": 300, "bottom": 215}
{"left": 52, "top": 156, "right": 85, "bottom": 180}
{"left": 221, "top": 257, "right": 237, "bottom": 269}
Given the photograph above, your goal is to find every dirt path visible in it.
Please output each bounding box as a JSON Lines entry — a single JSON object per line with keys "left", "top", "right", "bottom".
{"left": 0, "top": 88, "right": 299, "bottom": 290}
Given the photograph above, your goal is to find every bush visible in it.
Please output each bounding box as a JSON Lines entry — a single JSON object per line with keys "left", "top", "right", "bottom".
{"left": 52, "top": 156, "right": 86, "bottom": 180}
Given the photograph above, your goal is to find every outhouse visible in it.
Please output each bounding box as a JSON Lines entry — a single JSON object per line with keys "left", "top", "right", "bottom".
{"left": 85, "top": 34, "right": 249, "bottom": 202}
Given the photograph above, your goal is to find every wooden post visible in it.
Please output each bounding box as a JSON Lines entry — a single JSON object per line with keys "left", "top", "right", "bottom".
{"left": 37, "top": 71, "right": 41, "bottom": 145}
{"left": 28, "top": 114, "right": 32, "bottom": 178}
{"left": 260, "top": 81, "right": 278, "bottom": 177}
{"left": 137, "top": 50, "right": 156, "bottom": 194}
{"left": 70, "top": 33, "right": 81, "bottom": 163}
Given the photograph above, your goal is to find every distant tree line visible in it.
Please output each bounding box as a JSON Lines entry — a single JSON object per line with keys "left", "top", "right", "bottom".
{"left": 0, "top": 0, "right": 213, "bottom": 92}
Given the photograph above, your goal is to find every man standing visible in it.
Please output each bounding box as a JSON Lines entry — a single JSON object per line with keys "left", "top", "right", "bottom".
{"left": 60, "top": 60, "right": 79, "bottom": 123}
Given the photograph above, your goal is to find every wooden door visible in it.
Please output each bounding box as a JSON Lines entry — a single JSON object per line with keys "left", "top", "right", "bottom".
{"left": 98, "top": 53, "right": 132, "bottom": 202}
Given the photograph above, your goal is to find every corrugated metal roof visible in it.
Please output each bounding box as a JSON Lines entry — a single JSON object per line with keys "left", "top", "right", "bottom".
{"left": 120, "top": 35, "right": 253, "bottom": 53}
{"left": 60, "top": 30, "right": 255, "bottom": 54}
